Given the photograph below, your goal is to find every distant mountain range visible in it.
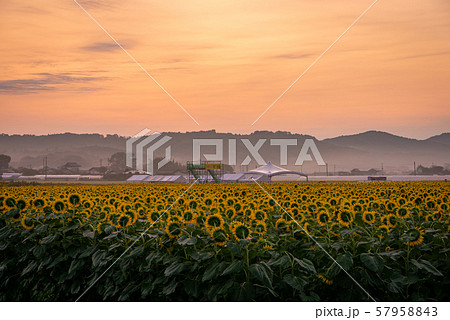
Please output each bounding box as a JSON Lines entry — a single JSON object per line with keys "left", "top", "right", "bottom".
{"left": 0, "top": 130, "right": 449, "bottom": 174}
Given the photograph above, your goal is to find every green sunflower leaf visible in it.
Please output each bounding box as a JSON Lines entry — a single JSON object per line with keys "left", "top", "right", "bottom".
{"left": 294, "top": 258, "right": 317, "bottom": 274}
{"left": 283, "top": 274, "right": 306, "bottom": 291}
{"left": 221, "top": 260, "right": 243, "bottom": 276}
{"left": 360, "top": 253, "right": 384, "bottom": 272}
{"left": 336, "top": 252, "right": 353, "bottom": 271}
{"left": 82, "top": 230, "right": 94, "bottom": 239}
{"left": 202, "top": 261, "right": 227, "bottom": 282}
{"left": 164, "top": 261, "right": 186, "bottom": 277}
{"left": 249, "top": 262, "right": 273, "bottom": 289}
{"left": 410, "top": 259, "right": 443, "bottom": 276}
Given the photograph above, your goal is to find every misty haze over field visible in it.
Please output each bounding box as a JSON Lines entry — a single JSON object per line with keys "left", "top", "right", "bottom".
{"left": 1, "top": 130, "right": 449, "bottom": 175}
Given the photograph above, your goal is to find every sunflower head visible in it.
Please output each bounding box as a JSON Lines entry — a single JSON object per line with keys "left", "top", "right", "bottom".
{"left": 303, "top": 222, "right": 312, "bottom": 235}
{"left": 165, "top": 220, "right": 183, "bottom": 238}
{"left": 206, "top": 214, "right": 224, "bottom": 229}
{"left": 183, "top": 210, "right": 196, "bottom": 223}
{"left": 16, "top": 199, "right": 27, "bottom": 211}
{"left": 148, "top": 211, "right": 160, "bottom": 223}
{"left": 338, "top": 210, "right": 353, "bottom": 227}
{"left": 33, "top": 198, "right": 45, "bottom": 208}
{"left": 387, "top": 214, "right": 397, "bottom": 228}
{"left": 317, "top": 274, "right": 333, "bottom": 285}
{"left": 225, "top": 208, "right": 235, "bottom": 219}
{"left": 362, "top": 211, "right": 375, "bottom": 224}
{"left": 196, "top": 214, "right": 206, "bottom": 227}
{"left": 209, "top": 227, "right": 228, "bottom": 246}
{"left": 403, "top": 228, "right": 424, "bottom": 246}
{"left": 53, "top": 201, "right": 65, "bottom": 213}
{"left": 317, "top": 212, "right": 329, "bottom": 226}
{"left": 231, "top": 221, "right": 251, "bottom": 241}
{"left": 253, "top": 221, "right": 267, "bottom": 235}
{"left": 378, "top": 224, "right": 390, "bottom": 234}
{"left": 117, "top": 214, "right": 131, "bottom": 228}
{"left": 396, "top": 207, "right": 410, "bottom": 219}
{"left": 329, "top": 223, "right": 340, "bottom": 236}
{"left": 275, "top": 218, "right": 288, "bottom": 232}
{"left": 69, "top": 194, "right": 81, "bottom": 206}
{"left": 96, "top": 222, "right": 110, "bottom": 234}
{"left": 4, "top": 197, "right": 16, "bottom": 208}
{"left": 11, "top": 211, "right": 21, "bottom": 222}
{"left": 21, "top": 216, "right": 34, "bottom": 230}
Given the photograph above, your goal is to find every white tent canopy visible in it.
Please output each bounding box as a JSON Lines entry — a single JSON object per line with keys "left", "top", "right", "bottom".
{"left": 244, "top": 161, "right": 308, "bottom": 181}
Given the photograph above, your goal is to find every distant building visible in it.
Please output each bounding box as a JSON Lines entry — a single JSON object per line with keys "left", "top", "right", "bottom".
{"left": 416, "top": 165, "right": 450, "bottom": 175}
{"left": 60, "top": 162, "right": 81, "bottom": 174}
{"left": 351, "top": 168, "right": 380, "bottom": 176}
{"left": 88, "top": 167, "right": 107, "bottom": 175}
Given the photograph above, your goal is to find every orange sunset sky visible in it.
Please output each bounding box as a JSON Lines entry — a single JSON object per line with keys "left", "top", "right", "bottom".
{"left": 0, "top": 0, "right": 449, "bottom": 139}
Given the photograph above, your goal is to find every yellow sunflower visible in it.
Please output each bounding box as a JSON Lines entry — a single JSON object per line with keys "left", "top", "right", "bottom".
{"left": 329, "top": 222, "right": 341, "bottom": 236}
{"left": 396, "top": 207, "right": 410, "bottom": 219}
{"left": 252, "top": 210, "right": 267, "bottom": 222}
{"left": 403, "top": 228, "right": 424, "bottom": 246}
{"left": 303, "top": 222, "right": 312, "bottom": 235}
{"left": 253, "top": 221, "right": 267, "bottom": 235}
{"left": 337, "top": 210, "right": 353, "bottom": 227}
{"left": 182, "top": 210, "right": 196, "bottom": 224}
{"left": 378, "top": 224, "right": 390, "bottom": 234}
{"left": 275, "top": 218, "right": 288, "bottom": 231}
{"left": 317, "top": 274, "right": 333, "bottom": 285}
{"left": 208, "top": 227, "right": 228, "bottom": 246}
{"left": 317, "top": 211, "right": 330, "bottom": 226}
{"left": 165, "top": 220, "right": 183, "bottom": 238}
{"left": 205, "top": 214, "right": 224, "bottom": 230}
{"left": 231, "top": 221, "right": 251, "bottom": 241}
{"left": 21, "top": 216, "right": 34, "bottom": 230}
{"left": 387, "top": 214, "right": 397, "bottom": 228}
{"left": 117, "top": 214, "right": 131, "bottom": 228}
{"left": 362, "top": 211, "right": 375, "bottom": 224}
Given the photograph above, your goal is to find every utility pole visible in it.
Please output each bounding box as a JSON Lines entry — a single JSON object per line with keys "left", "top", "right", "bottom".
{"left": 43, "top": 156, "right": 48, "bottom": 180}
{"left": 326, "top": 163, "right": 329, "bottom": 176}
{"left": 100, "top": 159, "right": 103, "bottom": 168}
{"left": 414, "top": 161, "right": 416, "bottom": 175}
{"left": 334, "top": 164, "right": 336, "bottom": 176}
{"left": 381, "top": 163, "right": 384, "bottom": 175}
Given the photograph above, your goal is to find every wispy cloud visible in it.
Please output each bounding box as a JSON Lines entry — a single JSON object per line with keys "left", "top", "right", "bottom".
{"left": 0, "top": 72, "right": 110, "bottom": 95}
{"left": 80, "top": 42, "right": 120, "bottom": 52}
{"left": 271, "top": 53, "right": 315, "bottom": 60}
{"left": 396, "top": 51, "right": 450, "bottom": 60}
{"left": 80, "top": 38, "right": 137, "bottom": 53}
{"left": 75, "top": 0, "right": 118, "bottom": 11}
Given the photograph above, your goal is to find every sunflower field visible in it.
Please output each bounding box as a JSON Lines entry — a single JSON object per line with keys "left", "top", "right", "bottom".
{"left": 0, "top": 182, "right": 449, "bottom": 301}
